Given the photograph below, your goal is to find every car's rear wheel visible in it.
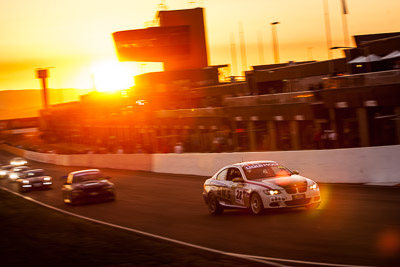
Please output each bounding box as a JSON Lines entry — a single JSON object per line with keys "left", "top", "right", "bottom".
{"left": 250, "top": 193, "right": 264, "bottom": 215}
{"left": 207, "top": 192, "right": 223, "bottom": 215}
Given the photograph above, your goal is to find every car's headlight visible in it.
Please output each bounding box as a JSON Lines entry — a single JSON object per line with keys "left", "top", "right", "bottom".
{"left": 10, "top": 173, "right": 19, "bottom": 179}
{"left": 0, "top": 171, "right": 6, "bottom": 175}
{"left": 310, "top": 183, "right": 318, "bottom": 190}
{"left": 23, "top": 180, "right": 30, "bottom": 184}
{"left": 44, "top": 177, "right": 51, "bottom": 181}
{"left": 263, "top": 189, "right": 281, "bottom": 195}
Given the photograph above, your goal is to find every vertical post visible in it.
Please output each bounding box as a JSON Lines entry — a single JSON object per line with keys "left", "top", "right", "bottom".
{"left": 340, "top": 0, "right": 350, "bottom": 47}
{"left": 231, "top": 120, "right": 239, "bottom": 150}
{"left": 36, "top": 68, "right": 49, "bottom": 109}
{"left": 328, "top": 108, "right": 337, "bottom": 132}
{"left": 289, "top": 120, "right": 300, "bottom": 150}
{"left": 238, "top": 22, "right": 248, "bottom": 74}
{"left": 41, "top": 77, "right": 48, "bottom": 109}
{"left": 257, "top": 31, "right": 265, "bottom": 65}
{"left": 356, "top": 107, "right": 370, "bottom": 147}
{"left": 267, "top": 121, "right": 277, "bottom": 151}
{"left": 271, "top": 22, "right": 280, "bottom": 64}
{"left": 247, "top": 121, "right": 256, "bottom": 151}
{"left": 323, "top": 0, "right": 333, "bottom": 59}
{"left": 230, "top": 32, "right": 238, "bottom": 76}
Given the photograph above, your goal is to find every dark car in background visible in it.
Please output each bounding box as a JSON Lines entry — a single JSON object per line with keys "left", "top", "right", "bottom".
{"left": 62, "top": 169, "right": 115, "bottom": 205}
{"left": 16, "top": 169, "right": 53, "bottom": 193}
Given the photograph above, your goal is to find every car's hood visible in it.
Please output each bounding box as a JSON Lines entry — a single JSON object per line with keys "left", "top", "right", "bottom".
{"left": 250, "top": 175, "right": 309, "bottom": 189}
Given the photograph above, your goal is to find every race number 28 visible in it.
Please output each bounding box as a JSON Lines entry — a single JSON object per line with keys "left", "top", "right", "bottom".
{"left": 235, "top": 189, "right": 244, "bottom": 204}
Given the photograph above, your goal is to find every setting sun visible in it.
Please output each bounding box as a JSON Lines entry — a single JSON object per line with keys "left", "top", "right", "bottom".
{"left": 91, "top": 60, "right": 139, "bottom": 93}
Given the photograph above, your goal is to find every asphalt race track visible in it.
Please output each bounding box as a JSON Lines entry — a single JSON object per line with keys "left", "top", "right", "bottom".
{"left": 1, "top": 151, "right": 399, "bottom": 267}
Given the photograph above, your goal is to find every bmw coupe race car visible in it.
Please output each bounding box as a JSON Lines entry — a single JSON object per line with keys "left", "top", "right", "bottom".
{"left": 203, "top": 160, "right": 321, "bottom": 215}
{"left": 16, "top": 169, "right": 53, "bottom": 192}
{"left": 62, "top": 169, "right": 115, "bottom": 205}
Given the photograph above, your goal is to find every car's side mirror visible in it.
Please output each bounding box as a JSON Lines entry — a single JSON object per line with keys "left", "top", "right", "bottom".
{"left": 232, "top": 177, "right": 244, "bottom": 183}
{"left": 292, "top": 170, "right": 300, "bottom": 175}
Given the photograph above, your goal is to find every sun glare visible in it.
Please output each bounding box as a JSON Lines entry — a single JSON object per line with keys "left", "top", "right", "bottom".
{"left": 91, "top": 60, "right": 139, "bottom": 93}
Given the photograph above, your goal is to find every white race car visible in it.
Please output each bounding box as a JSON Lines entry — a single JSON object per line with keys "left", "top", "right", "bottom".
{"left": 203, "top": 160, "right": 321, "bottom": 215}
{"left": 10, "top": 157, "right": 28, "bottom": 166}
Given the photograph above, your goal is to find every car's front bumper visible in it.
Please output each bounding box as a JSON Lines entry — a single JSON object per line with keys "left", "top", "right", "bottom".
{"left": 261, "top": 189, "right": 321, "bottom": 209}
{"left": 21, "top": 181, "right": 52, "bottom": 190}
{"left": 71, "top": 189, "right": 115, "bottom": 203}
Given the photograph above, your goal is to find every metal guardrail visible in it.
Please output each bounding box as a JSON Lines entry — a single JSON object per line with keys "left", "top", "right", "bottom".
{"left": 323, "top": 69, "right": 400, "bottom": 89}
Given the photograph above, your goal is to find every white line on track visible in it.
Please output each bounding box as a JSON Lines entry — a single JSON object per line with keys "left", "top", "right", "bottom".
{"left": 1, "top": 186, "right": 374, "bottom": 267}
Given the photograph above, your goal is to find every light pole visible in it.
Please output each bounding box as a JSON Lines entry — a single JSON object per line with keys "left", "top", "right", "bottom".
{"left": 271, "top": 22, "right": 280, "bottom": 64}
{"left": 323, "top": 0, "right": 333, "bottom": 59}
{"left": 35, "top": 67, "right": 54, "bottom": 109}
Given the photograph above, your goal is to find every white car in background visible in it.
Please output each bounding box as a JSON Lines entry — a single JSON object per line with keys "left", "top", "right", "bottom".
{"left": 10, "top": 157, "right": 28, "bottom": 166}
{"left": 8, "top": 166, "right": 31, "bottom": 182}
{"left": 0, "top": 165, "right": 15, "bottom": 178}
{"left": 203, "top": 160, "right": 321, "bottom": 215}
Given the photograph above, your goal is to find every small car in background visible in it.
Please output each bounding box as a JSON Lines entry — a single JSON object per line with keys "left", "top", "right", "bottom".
{"left": 10, "top": 157, "right": 28, "bottom": 166}
{"left": 16, "top": 169, "right": 53, "bottom": 193}
{"left": 8, "top": 165, "right": 31, "bottom": 182}
{"left": 203, "top": 160, "right": 321, "bottom": 215}
{"left": 0, "top": 165, "right": 15, "bottom": 178}
{"left": 62, "top": 169, "right": 115, "bottom": 205}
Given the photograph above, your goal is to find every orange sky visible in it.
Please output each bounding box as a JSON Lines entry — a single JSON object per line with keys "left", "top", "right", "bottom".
{"left": 0, "top": 0, "right": 399, "bottom": 91}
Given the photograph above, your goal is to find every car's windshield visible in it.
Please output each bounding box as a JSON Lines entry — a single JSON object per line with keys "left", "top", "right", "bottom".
{"left": 73, "top": 171, "right": 104, "bottom": 183}
{"left": 26, "top": 171, "right": 45, "bottom": 177}
{"left": 243, "top": 162, "right": 292, "bottom": 180}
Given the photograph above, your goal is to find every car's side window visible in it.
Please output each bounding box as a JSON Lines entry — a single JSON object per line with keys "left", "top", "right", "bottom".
{"left": 216, "top": 169, "right": 228, "bottom": 181}
{"left": 227, "top": 168, "right": 242, "bottom": 181}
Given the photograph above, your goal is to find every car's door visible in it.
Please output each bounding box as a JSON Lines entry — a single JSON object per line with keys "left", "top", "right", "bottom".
{"left": 213, "top": 168, "right": 231, "bottom": 203}
{"left": 226, "top": 167, "right": 246, "bottom": 206}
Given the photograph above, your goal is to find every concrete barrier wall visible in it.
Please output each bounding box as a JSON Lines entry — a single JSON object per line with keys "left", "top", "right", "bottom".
{"left": 2, "top": 144, "right": 400, "bottom": 184}
{"left": 153, "top": 146, "right": 400, "bottom": 184}
{"left": 1, "top": 145, "right": 152, "bottom": 171}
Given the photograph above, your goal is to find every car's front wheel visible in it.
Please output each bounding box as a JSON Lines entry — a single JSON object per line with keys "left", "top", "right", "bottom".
{"left": 18, "top": 185, "right": 27, "bottom": 193}
{"left": 63, "top": 191, "right": 75, "bottom": 205}
{"left": 207, "top": 192, "right": 223, "bottom": 215}
{"left": 250, "top": 193, "right": 264, "bottom": 215}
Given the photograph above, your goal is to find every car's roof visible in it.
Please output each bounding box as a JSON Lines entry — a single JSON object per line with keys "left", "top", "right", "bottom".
{"left": 231, "top": 160, "right": 278, "bottom": 167}
{"left": 70, "top": 169, "right": 101, "bottom": 175}
{"left": 1, "top": 165, "right": 14, "bottom": 169}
